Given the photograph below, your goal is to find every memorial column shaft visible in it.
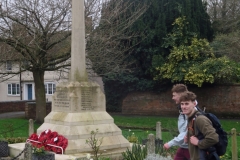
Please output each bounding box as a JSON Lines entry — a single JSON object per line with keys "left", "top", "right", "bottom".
{"left": 71, "top": 0, "right": 87, "bottom": 82}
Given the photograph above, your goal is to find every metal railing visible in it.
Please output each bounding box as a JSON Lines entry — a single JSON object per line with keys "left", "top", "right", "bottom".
{"left": 26, "top": 139, "right": 64, "bottom": 155}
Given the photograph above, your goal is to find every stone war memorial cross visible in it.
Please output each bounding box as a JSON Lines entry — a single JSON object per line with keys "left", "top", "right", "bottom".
{"left": 37, "top": 0, "right": 130, "bottom": 159}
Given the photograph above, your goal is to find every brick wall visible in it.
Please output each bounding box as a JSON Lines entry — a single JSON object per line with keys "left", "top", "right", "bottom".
{"left": 25, "top": 102, "right": 52, "bottom": 119}
{"left": 0, "top": 101, "right": 52, "bottom": 119}
{"left": 0, "top": 100, "right": 34, "bottom": 113}
{"left": 122, "top": 84, "right": 240, "bottom": 118}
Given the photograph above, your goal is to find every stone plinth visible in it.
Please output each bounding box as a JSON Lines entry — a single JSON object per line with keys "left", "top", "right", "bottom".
{"left": 36, "top": 81, "right": 130, "bottom": 157}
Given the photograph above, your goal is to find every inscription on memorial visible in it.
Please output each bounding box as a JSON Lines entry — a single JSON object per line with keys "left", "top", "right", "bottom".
{"left": 81, "top": 87, "right": 94, "bottom": 111}
{"left": 54, "top": 89, "right": 70, "bottom": 108}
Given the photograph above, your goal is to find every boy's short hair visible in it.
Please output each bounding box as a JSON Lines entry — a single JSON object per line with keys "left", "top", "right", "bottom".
{"left": 171, "top": 84, "right": 188, "bottom": 93}
{"left": 179, "top": 91, "right": 197, "bottom": 102}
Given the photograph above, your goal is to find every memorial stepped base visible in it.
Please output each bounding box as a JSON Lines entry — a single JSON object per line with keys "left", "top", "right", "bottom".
{"left": 8, "top": 143, "right": 127, "bottom": 160}
{"left": 35, "top": 111, "right": 130, "bottom": 156}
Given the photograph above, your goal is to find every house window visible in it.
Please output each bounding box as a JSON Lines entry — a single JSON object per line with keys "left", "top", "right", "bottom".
{"left": 8, "top": 83, "right": 20, "bottom": 95}
{"left": 22, "top": 60, "right": 30, "bottom": 69}
{"left": 6, "top": 61, "right": 12, "bottom": 71}
{"left": 45, "top": 83, "right": 56, "bottom": 95}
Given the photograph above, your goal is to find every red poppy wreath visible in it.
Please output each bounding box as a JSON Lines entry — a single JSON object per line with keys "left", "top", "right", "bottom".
{"left": 28, "top": 129, "right": 68, "bottom": 154}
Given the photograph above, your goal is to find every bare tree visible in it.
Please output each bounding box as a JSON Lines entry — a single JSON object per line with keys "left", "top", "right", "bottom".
{"left": 205, "top": 0, "right": 240, "bottom": 33}
{"left": 0, "top": 0, "right": 71, "bottom": 123}
{"left": 86, "top": 0, "right": 148, "bottom": 76}
{"left": 206, "top": 0, "right": 240, "bottom": 62}
{"left": 0, "top": 0, "right": 148, "bottom": 123}
{"left": 211, "top": 30, "right": 240, "bottom": 62}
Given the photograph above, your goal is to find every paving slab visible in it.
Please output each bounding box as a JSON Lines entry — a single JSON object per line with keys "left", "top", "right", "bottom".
{"left": 0, "top": 112, "right": 25, "bottom": 119}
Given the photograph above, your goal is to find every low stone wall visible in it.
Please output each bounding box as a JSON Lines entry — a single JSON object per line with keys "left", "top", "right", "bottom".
{"left": 25, "top": 102, "right": 52, "bottom": 119}
{"left": 122, "top": 84, "right": 240, "bottom": 118}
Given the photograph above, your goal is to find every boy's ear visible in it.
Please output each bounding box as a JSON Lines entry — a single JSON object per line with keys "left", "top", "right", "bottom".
{"left": 193, "top": 101, "right": 196, "bottom": 106}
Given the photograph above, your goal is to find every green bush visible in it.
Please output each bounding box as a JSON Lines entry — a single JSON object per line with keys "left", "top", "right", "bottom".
{"left": 220, "top": 149, "right": 240, "bottom": 160}
{"left": 5, "top": 137, "right": 27, "bottom": 144}
{"left": 122, "top": 143, "right": 147, "bottom": 160}
{"left": 127, "top": 134, "right": 139, "bottom": 144}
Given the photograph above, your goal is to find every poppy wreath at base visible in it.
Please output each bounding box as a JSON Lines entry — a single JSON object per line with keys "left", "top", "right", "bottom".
{"left": 28, "top": 129, "right": 68, "bottom": 154}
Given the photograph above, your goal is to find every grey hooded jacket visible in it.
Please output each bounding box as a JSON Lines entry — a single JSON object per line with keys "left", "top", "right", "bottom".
{"left": 168, "top": 112, "right": 188, "bottom": 148}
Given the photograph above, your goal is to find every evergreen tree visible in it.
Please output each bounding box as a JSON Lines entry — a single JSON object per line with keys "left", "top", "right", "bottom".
{"left": 103, "top": 0, "right": 214, "bottom": 111}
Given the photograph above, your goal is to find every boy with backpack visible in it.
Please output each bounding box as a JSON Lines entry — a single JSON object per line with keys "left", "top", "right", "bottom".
{"left": 180, "top": 91, "right": 220, "bottom": 160}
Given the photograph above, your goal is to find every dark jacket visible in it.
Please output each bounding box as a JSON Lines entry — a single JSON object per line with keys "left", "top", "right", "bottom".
{"left": 187, "top": 112, "right": 219, "bottom": 160}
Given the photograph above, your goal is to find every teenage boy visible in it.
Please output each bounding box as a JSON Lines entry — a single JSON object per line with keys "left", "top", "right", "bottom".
{"left": 163, "top": 84, "right": 190, "bottom": 160}
{"left": 180, "top": 91, "right": 219, "bottom": 160}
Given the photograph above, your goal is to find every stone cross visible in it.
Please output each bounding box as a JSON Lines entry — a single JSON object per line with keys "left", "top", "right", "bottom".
{"left": 70, "top": 0, "right": 87, "bottom": 82}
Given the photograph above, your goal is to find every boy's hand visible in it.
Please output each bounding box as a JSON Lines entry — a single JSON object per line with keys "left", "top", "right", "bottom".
{"left": 163, "top": 143, "right": 170, "bottom": 150}
{"left": 184, "top": 136, "right": 188, "bottom": 143}
{"left": 190, "top": 136, "right": 199, "bottom": 146}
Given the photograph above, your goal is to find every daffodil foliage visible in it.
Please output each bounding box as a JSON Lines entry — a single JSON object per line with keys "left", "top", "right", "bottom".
{"left": 155, "top": 17, "right": 239, "bottom": 87}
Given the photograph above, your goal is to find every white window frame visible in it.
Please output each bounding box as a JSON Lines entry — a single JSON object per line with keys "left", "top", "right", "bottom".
{"left": 7, "top": 83, "right": 20, "bottom": 96}
{"left": 44, "top": 82, "right": 56, "bottom": 95}
{"left": 6, "top": 61, "right": 12, "bottom": 71}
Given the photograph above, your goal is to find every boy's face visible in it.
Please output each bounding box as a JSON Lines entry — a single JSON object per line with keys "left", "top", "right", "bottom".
{"left": 172, "top": 92, "right": 181, "bottom": 104}
{"left": 180, "top": 100, "right": 196, "bottom": 116}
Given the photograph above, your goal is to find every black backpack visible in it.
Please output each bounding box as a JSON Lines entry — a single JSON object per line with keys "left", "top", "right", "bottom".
{"left": 193, "top": 107, "right": 228, "bottom": 157}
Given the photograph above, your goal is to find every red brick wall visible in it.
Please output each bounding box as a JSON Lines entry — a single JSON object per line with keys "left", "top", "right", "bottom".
{"left": 25, "top": 102, "right": 52, "bottom": 119}
{"left": 122, "top": 84, "right": 240, "bottom": 118}
{"left": 0, "top": 101, "right": 52, "bottom": 119}
{"left": 0, "top": 100, "right": 34, "bottom": 113}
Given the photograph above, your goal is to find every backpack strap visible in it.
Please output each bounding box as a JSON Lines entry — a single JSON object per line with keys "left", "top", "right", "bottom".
{"left": 206, "top": 147, "right": 220, "bottom": 160}
{"left": 196, "top": 105, "right": 207, "bottom": 113}
{"left": 188, "top": 111, "right": 200, "bottom": 136}
{"left": 177, "top": 105, "right": 186, "bottom": 120}
{"left": 189, "top": 117, "right": 196, "bottom": 135}
{"left": 177, "top": 104, "right": 182, "bottom": 113}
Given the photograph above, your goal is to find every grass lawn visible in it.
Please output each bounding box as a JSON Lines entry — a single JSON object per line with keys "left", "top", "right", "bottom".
{"left": 112, "top": 115, "right": 240, "bottom": 132}
{"left": 113, "top": 115, "right": 240, "bottom": 159}
{"left": 0, "top": 118, "right": 41, "bottom": 138}
{"left": 0, "top": 115, "right": 239, "bottom": 159}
